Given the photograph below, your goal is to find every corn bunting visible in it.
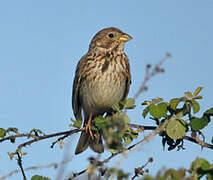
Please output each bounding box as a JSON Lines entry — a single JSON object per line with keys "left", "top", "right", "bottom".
{"left": 72, "top": 27, "right": 132, "bottom": 154}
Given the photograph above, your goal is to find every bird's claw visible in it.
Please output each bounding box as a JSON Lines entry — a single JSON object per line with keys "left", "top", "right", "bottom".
{"left": 86, "top": 113, "right": 94, "bottom": 139}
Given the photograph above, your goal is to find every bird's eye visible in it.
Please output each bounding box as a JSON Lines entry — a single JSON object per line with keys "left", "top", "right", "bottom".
{"left": 108, "top": 33, "right": 114, "bottom": 38}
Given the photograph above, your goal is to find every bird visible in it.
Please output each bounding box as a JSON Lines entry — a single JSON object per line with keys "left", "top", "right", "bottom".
{"left": 72, "top": 27, "right": 132, "bottom": 154}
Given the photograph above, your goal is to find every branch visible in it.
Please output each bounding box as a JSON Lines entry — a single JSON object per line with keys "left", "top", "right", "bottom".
{"left": 69, "top": 123, "right": 165, "bottom": 180}
{"left": 183, "top": 136, "right": 213, "bottom": 149}
{"left": 17, "top": 153, "right": 27, "bottom": 180}
{"left": 0, "top": 133, "right": 38, "bottom": 143}
{"left": 13, "top": 129, "right": 81, "bottom": 155}
{"left": 69, "top": 121, "right": 213, "bottom": 179}
{"left": 128, "top": 123, "right": 157, "bottom": 131}
{"left": 0, "top": 159, "right": 72, "bottom": 180}
{"left": 128, "top": 123, "right": 213, "bottom": 150}
{"left": 131, "top": 157, "right": 153, "bottom": 180}
{"left": 134, "top": 52, "right": 171, "bottom": 100}
{"left": 55, "top": 138, "right": 73, "bottom": 180}
{"left": 2, "top": 123, "right": 212, "bottom": 180}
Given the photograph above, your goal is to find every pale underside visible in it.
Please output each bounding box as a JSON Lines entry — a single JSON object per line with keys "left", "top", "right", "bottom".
{"left": 79, "top": 52, "right": 129, "bottom": 119}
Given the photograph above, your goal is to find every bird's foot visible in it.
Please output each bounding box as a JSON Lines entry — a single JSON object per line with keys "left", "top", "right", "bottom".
{"left": 86, "top": 113, "right": 94, "bottom": 139}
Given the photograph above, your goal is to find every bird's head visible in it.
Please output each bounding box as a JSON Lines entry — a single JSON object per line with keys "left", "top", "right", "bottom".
{"left": 89, "top": 27, "right": 132, "bottom": 52}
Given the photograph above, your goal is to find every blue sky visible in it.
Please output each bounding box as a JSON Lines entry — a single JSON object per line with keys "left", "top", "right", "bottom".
{"left": 0, "top": 0, "right": 213, "bottom": 179}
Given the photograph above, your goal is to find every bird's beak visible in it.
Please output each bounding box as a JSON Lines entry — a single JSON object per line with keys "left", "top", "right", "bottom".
{"left": 119, "top": 33, "right": 132, "bottom": 42}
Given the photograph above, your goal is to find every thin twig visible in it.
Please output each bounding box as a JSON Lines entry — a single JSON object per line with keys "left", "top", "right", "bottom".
{"left": 128, "top": 123, "right": 213, "bottom": 150}
{"left": 56, "top": 138, "right": 73, "bottom": 180}
{"left": 128, "top": 123, "right": 157, "bottom": 131}
{"left": 13, "top": 129, "right": 81, "bottom": 155}
{"left": 70, "top": 169, "right": 87, "bottom": 180}
{"left": 183, "top": 136, "right": 213, "bottom": 149}
{"left": 131, "top": 157, "right": 153, "bottom": 180}
{"left": 0, "top": 159, "right": 72, "bottom": 180}
{"left": 134, "top": 53, "right": 171, "bottom": 100}
{"left": 0, "top": 133, "right": 38, "bottom": 143}
{"left": 17, "top": 153, "right": 27, "bottom": 180}
{"left": 1, "top": 129, "right": 81, "bottom": 179}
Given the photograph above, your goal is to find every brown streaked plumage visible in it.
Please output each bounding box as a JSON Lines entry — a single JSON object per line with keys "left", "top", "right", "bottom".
{"left": 72, "top": 27, "right": 132, "bottom": 154}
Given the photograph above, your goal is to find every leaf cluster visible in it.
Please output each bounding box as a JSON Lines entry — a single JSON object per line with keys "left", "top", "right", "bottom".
{"left": 94, "top": 98, "right": 138, "bottom": 152}
{"left": 141, "top": 158, "right": 213, "bottom": 180}
{"left": 141, "top": 87, "right": 213, "bottom": 151}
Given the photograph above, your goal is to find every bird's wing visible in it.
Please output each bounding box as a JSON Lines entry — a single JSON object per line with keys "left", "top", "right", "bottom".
{"left": 122, "top": 54, "right": 131, "bottom": 100}
{"left": 72, "top": 54, "right": 87, "bottom": 122}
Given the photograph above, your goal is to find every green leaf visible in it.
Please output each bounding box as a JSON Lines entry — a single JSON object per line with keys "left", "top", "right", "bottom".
{"left": 142, "top": 107, "right": 149, "bottom": 118}
{"left": 94, "top": 116, "right": 106, "bottom": 129}
{"left": 7, "top": 152, "right": 14, "bottom": 160}
{"left": 191, "top": 99, "right": 200, "bottom": 114}
{"left": 165, "top": 169, "right": 186, "bottom": 179}
{"left": 151, "top": 97, "right": 163, "bottom": 104}
{"left": 204, "top": 107, "right": 213, "bottom": 116}
{"left": 38, "top": 129, "right": 45, "bottom": 135}
{"left": 29, "top": 128, "right": 45, "bottom": 137}
{"left": 149, "top": 103, "right": 168, "bottom": 119}
{"left": 185, "top": 91, "right": 193, "bottom": 99}
{"left": 123, "top": 129, "right": 138, "bottom": 145}
{"left": 169, "top": 98, "right": 181, "bottom": 110}
{"left": 70, "top": 118, "right": 75, "bottom": 122}
{"left": 176, "top": 112, "right": 184, "bottom": 118}
{"left": 141, "top": 100, "right": 151, "bottom": 106}
{"left": 7, "top": 127, "right": 18, "bottom": 134}
{"left": 69, "top": 118, "right": 82, "bottom": 128}
{"left": 193, "top": 96, "right": 203, "bottom": 99}
{"left": 193, "top": 87, "right": 203, "bottom": 97}
{"left": 194, "top": 95, "right": 203, "bottom": 99}
{"left": 207, "top": 172, "right": 213, "bottom": 180}
{"left": 21, "top": 152, "right": 27, "bottom": 156}
{"left": 117, "top": 169, "right": 129, "bottom": 179}
{"left": 189, "top": 158, "right": 211, "bottom": 179}
{"left": 106, "top": 132, "right": 124, "bottom": 153}
{"left": 123, "top": 134, "right": 132, "bottom": 145}
{"left": 122, "top": 113, "right": 130, "bottom": 124}
{"left": 31, "top": 175, "right": 51, "bottom": 180}
{"left": 129, "top": 129, "right": 138, "bottom": 139}
{"left": 91, "top": 126, "right": 98, "bottom": 131}
{"left": 105, "top": 168, "right": 116, "bottom": 179}
{"left": 189, "top": 116, "right": 209, "bottom": 131}
{"left": 112, "top": 103, "right": 121, "bottom": 112}
{"left": 0, "top": 128, "right": 6, "bottom": 138}
{"left": 166, "top": 119, "right": 187, "bottom": 139}
{"left": 211, "top": 137, "right": 213, "bottom": 144}
{"left": 122, "top": 98, "right": 136, "bottom": 109}
{"left": 196, "top": 158, "right": 210, "bottom": 171}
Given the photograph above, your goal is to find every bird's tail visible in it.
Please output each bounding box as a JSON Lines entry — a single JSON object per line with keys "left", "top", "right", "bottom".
{"left": 75, "top": 130, "right": 104, "bottom": 154}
